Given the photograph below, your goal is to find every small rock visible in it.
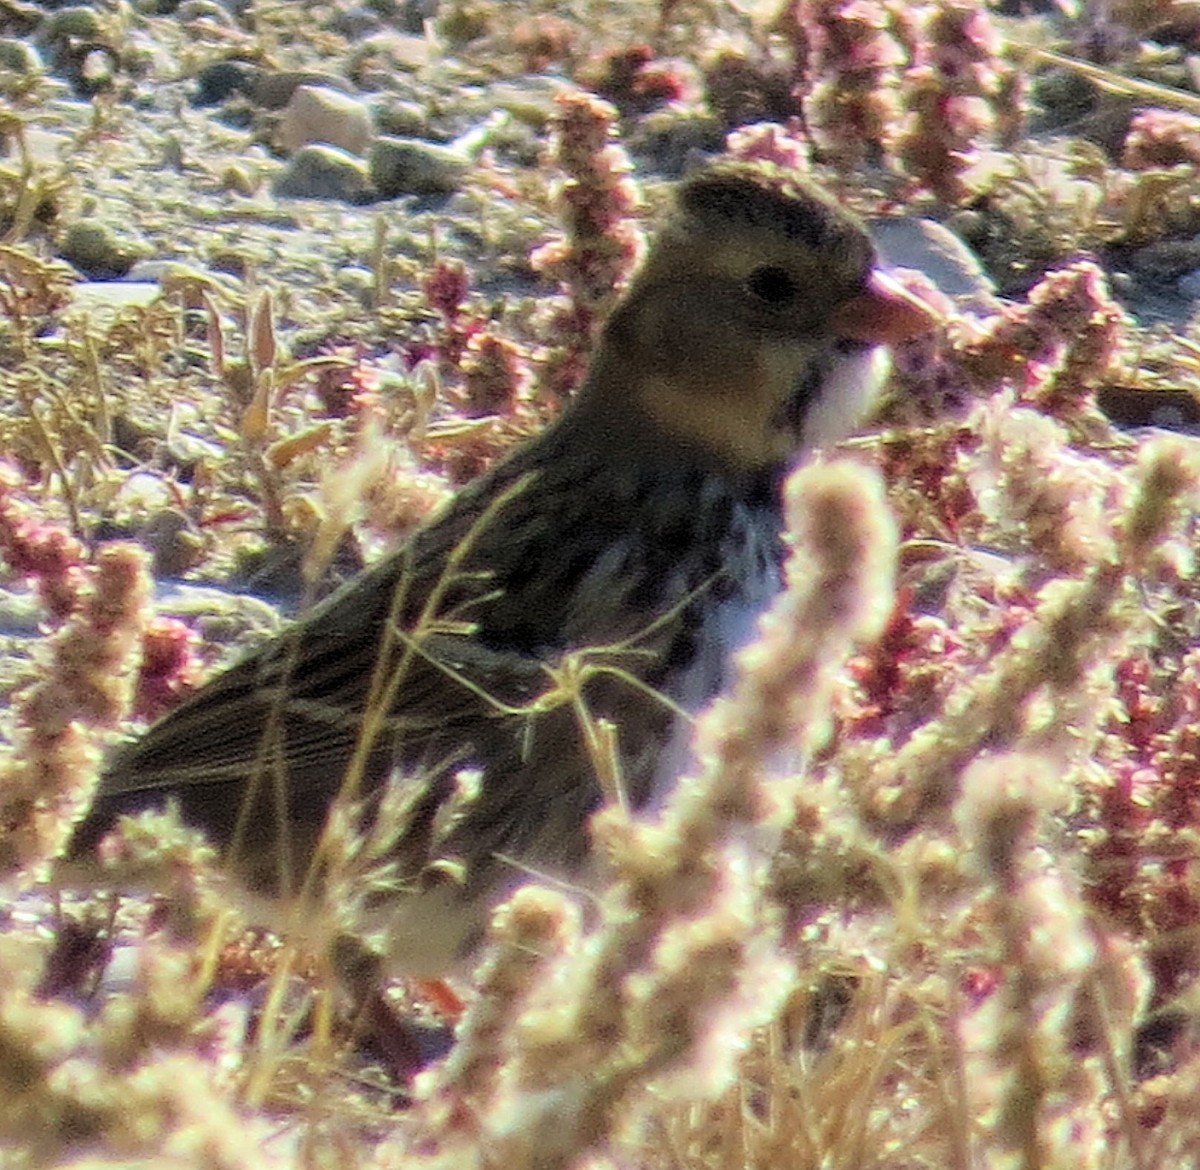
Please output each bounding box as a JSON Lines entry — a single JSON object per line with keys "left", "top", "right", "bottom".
{"left": 375, "top": 99, "right": 428, "bottom": 138}
{"left": 176, "top": 0, "right": 238, "bottom": 26}
{"left": 40, "top": 6, "right": 106, "bottom": 49}
{"left": 140, "top": 508, "right": 206, "bottom": 578}
{"left": 349, "top": 30, "right": 435, "bottom": 75}
{"left": 626, "top": 107, "right": 724, "bottom": 176}
{"left": 325, "top": 5, "right": 383, "bottom": 38}
{"left": 192, "top": 59, "right": 256, "bottom": 105}
{"left": 22, "top": 127, "right": 69, "bottom": 164}
{"left": 163, "top": 427, "right": 223, "bottom": 475}
{"left": 1129, "top": 239, "right": 1200, "bottom": 281}
{"left": 273, "top": 143, "right": 373, "bottom": 203}
{"left": 1097, "top": 386, "right": 1200, "bottom": 434}
{"left": 193, "top": 63, "right": 355, "bottom": 110}
{"left": 480, "top": 79, "right": 569, "bottom": 130}
{"left": 111, "top": 412, "right": 154, "bottom": 462}
{"left": 113, "top": 470, "right": 175, "bottom": 513}
{"left": 369, "top": 136, "right": 467, "bottom": 197}
{"left": 37, "top": 5, "right": 122, "bottom": 96}
{"left": 206, "top": 248, "right": 257, "bottom": 278}
{"left": 277, "top": 84, "right": 374, "bottom": 157}
{"left": 470, "top": 116, "right": 540, "bottom": 167}
{"left": 153, "top": 582, "right": 284, "bottom": 650}
{"left": 336, "top": 264, "right": 377, "bottom": 305}
{"left": 1178, "top": 268, "right": 1200, "bottom": 299}
{"left": 57, "top": 221, "right": 152, "bottom": 280}
{"left": 125, "top": 259, "right": 180, "bottom": 282}
{"left": 231, "top": 532, "right": 363, "bottom": 610}
{"left": 0, "top": 38, "right": 43, "bottom": 82}
{"left": 397, "top": 0, "right": 439, "bottom": 33}
{"left": 0, "top": 0, "right": 39, "bottom": 37}
{"left": 249, "top": 68, "right": 354, "bottom": 110}
{"left": 68, "top": 281, "right": 160, "bottom": 312}
{"left": 219, "top": 161, "right": 263, "bottom": 196}
{"left": 870, "top": 218, "right": 998, "bottom": 307}
{"left": 0, "top": 588, "right": 45, "bottom": 637}
{"left": 67, "top": 45, "right": 118, "bottom": 96}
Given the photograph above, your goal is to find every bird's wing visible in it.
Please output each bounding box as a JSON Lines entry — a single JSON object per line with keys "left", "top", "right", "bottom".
{"left": 100, "top": 601, "right": 554, "bottom": 799}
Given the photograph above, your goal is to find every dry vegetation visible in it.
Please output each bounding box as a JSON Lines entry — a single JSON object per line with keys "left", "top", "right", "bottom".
{"left": 4, "top": 0, "right": 1200, "bottom": 1167}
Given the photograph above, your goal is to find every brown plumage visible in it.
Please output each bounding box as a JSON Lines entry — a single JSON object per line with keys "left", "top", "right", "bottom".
{"left": 69, "top": 162, "right": 936, "bottom": 976}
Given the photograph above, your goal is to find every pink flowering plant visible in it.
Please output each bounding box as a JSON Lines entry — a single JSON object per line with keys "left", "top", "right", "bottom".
{"left": 3, "top": 1, "right": 1200, "bottom": 1166}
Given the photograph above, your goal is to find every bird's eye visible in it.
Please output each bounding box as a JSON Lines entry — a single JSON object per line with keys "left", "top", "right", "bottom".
{"left": 744, "top": 265, "right": 799, "bottom": 305}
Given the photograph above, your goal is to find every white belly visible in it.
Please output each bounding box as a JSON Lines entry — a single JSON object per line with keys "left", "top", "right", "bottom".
{"left": 650, "top": 568, "right": 782, "bottom": 807}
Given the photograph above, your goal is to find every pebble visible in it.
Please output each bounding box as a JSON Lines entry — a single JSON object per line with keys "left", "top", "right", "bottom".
{"left": 67, "top": 281, "right": 161, "bottom": 312}
{"left": 1097, "top": 387, "right": 1200, "bottom": 434}
{"left": 150, "top": 583, "right": 285, "bottom": 647}
{"left": 1177, "top": 268, "right": 1200, "bottom": 299}
{"left": 399, "top": 0, "right": 440, "bottom": 33}
{"left": 370, "top": 135, "right": 469, "bottom": 197}
{"left": 0, "top": 37, "right": 42, "bottom": 80}
{"left": 176, "top": 0, "right": 238, "bottom": 27}
{"left": 277, "top": 84, "right": 375, "bottom": 157}
{"left": 22, "top": 125, "right": 71, "bottom": 162}
{"left": 1128, "top": 238, "right": 1200, "bottom": 281}
{"left": 336, "top": 264, "right": 378, "bottom": 305}
{"left": 626, "top": 106, "right": 724, "bottom": 176}
{"left": 0, "top": 0, "right": 38, "bottom": 37}
{"left": 57, "top": 221, "right": 152, "bottom": 280}
{"left": 139, "top": 508, "right": 207, "bottom": 579}
{"left": 272, "top": 143, "right": 374, "bottom": 203}
{"left": 374, "top": 98, "right": 429, "bottom": 138}
{"left": 39, "top": 6, "right": 106, "bottom": 49}
{"left": 869, "top": 218, "right": 998, "bottom": 308}
{"left": 0, "top": 588, "right": 47, "bottom": 637}
{"left": 192, "top": 59, "right": 255, "bottom": 105}
{"left": 325, "top": 6, "right": 384, "bottom": 40}
{"left": 248, "top": 68, "right": 355, "bottom": 110}
{"left": 348, "top": 30, "right": 437, "bottom": 76}
{"left": 476, "top": 79, "right": 567, "bottom": 130}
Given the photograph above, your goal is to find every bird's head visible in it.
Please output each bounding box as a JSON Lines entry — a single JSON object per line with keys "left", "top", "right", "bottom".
{"left": 582, "top": 162, "right": 938, "bottom": 474}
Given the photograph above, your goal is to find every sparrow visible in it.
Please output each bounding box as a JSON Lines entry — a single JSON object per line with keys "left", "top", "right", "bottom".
{"left": 68, "top": 161, "right": 935, "bottom": 979}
